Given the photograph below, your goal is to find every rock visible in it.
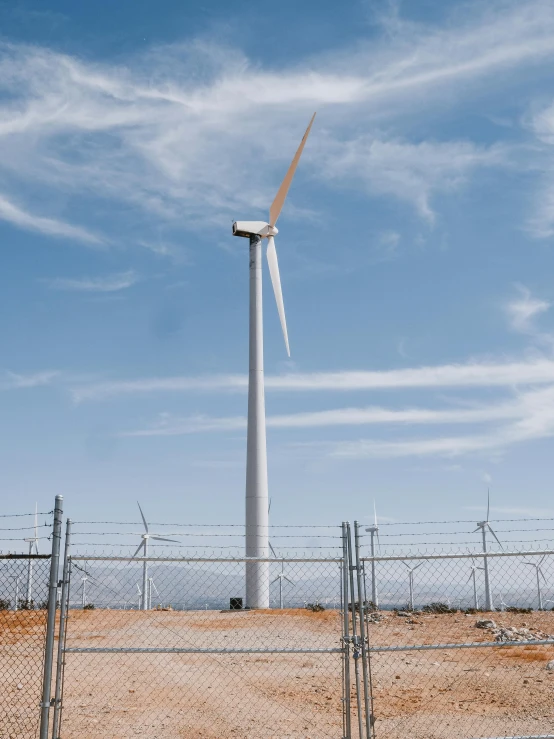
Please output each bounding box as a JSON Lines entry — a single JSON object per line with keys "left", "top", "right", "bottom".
{"left": 546, "top": 660, "right": 554, "bottom": 672}
{"left": 475, "top": 619, "right": 496, "bottom": 629}
{"left": 396, "top": 611, "right": 411, "bottom": 617}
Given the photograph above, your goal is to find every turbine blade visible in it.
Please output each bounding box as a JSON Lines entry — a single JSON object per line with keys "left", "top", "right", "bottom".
{"left": 137, "top": 502, "right": 149, "bottom": 533}
{"left": 266, "top": 236, "right": 290, "bottom": 356}
{"left": 486, "top": 489, "right": 490, "bottom": 521}
{"left": 271, "top": 577, "right": 279, "bottom": 584}
{"left": 467, "top": 573, "right": 473, "bottom": 583}
{"left": 487, "top": 524, "right": 503, "bottom": 549}
{"left": 152, "top": 581, "right": 159, "bottom": 595}
{"left": 151, "top": 536, "right": 178, "bottom": 543}
{"left": 269, "top": 541, "right": 277, "bottom": 558}
{"left": 540, "top": 568, "right": 547, "bottom": 584}
{"left": 268, "top": 497, "right": 272, "bottom": 514}
{"left": 34, "top": 541, "right": 39, "bottom": 555}
{"left": 269, "top": 113, "right": 316, "bottom": 227}
{"left": 284, "top": 576, "right": 295, "bottom": 584}
{"left": 132, "top": 541, "right": 145, "bottom": 559}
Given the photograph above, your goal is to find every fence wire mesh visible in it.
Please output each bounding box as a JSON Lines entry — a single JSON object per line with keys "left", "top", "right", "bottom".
{"left": 1, "top": 546, "right": 52, "bottom": 739}
{"left": 361, "top": 548, "right": 554, "bottom": 739}
{"left": 60, "top": 555, "right": 347, "bottom": 738}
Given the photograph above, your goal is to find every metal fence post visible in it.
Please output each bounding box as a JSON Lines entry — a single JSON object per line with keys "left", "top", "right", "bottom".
{"left": 341, "top": 522, "right": 352, "bottom": 739}
{"left": 354, "top": 522, "right": 373, "bottom": 738}
{"left": 39, "top": 495, "right": 63, "bottom": 739}
{"left": 52, "top": 518, "right": 71, "bottom": 739}
{"left": 347, "top": 522, "right": 364, "bottom": 738}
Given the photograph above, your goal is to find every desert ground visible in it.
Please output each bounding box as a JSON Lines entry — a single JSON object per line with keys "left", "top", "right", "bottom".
{"left": 2, "top": 608, "right": 554, "bottom": 738}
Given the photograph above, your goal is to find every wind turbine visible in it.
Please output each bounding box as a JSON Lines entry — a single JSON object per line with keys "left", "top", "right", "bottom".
{"left": 467, "top": 555, "right": 484, "bottom": 610}
{"left": 148, "top": 578, "right": 160, "bottom": 610}
{"left": 23, "top": 503, "right": 39, "bottom": 607}
{"left": 80, "top": 575, "right": 88, "bottom": 608}
{"left": 402, "top": 562, "right": 422, "bottom": 611}
{"left": 11, "top": 575, "right": 20, "bottom": 611}
{"left": 271, "top": 561, "right": 295, "bottom": 609}
{"left": 132, "top": 502, "right": 177, "bottom": 611}
{"left": 473, "top": 490, "right": 502, "bottom": 611}
{"left": 135, "top": 583, "right": 142, "bottom": 610}
{"left": 232, "top": 113, "right": 316, "bottom": 609}
{"left": 523, "top": 555, "right": 548, "bottom": 610}
{"left": 365, "top": 502, "right": 381, "bottom": 608}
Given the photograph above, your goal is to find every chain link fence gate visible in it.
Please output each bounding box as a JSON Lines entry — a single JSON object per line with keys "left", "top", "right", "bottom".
{"left": 0, "top": 497, "right": 62, "bottom": 739}
{"left": 53, "top": 521, "right": 374, "bottom": 738}
{"left": 359, "top": 524, "right": 554, "bottom": 739}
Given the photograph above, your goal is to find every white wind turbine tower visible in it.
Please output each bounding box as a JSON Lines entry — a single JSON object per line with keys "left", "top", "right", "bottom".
{"left": 232, "top": 114, "right": 316, "bottom": 609}
{"left": 524, "top": 555, "right": 548, "bottom": 610}
{"left": 148, "top": 578, "right": 160, "bottom": 610}
{"left": 473, "top": 490, "right": 502, "bottom": 611}
{"left": 365, "top": 502, "right": 381, "bottom": 608}
{"left": 271, "top": 561, "right": 295, "bottom": 609}
{"left": 132, "top": 502, "right": 178, "bottom": 611}
{"left": 467, "top": 555, "right": 484, "bottom": 610}
{"left": 23, "top": 503, "right": 40, "bottom": 606}
{"left": 402, "top": 562, "right": 422, "bottom": 611}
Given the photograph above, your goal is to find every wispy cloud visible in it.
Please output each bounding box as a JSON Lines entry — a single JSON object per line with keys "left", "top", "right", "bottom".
{"left": 0, "top": 1, "right": 553, "bottom": 243}
{"left": 0, "top": 370, "right": 59, "bottom": 390}
{"left": 331, "top": 384, "right": 554, "bottom": 459}
{"left": 71, "top": 356, "right": 554, "bottom": 401}
{"left": 320, "top": 137, "right": 507, "bottom": 222}
{"left": 0, "top": 193, "right": 102, "bottom": 245}
{"left": 505, "top": 284, "right": 550, "bottom": 333}
{"left": 45, "top": 270, "right": 138, "bottom": 292}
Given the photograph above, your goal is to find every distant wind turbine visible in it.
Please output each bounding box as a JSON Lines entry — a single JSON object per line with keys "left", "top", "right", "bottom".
{"left": 467, "top": 555, "right": 485, "bottom": 610}
{"left": 80, "top": 575, "right": 88, "bottom": 608}
{"left": 402, "top": 562, "right": 422, "bottom": 611}
{"left": 232, "top": 114, "right": 316, "bottom": 609}
{"left": 523, "top": 555, "right": 548, "bottom": 610}
{"left": 473, "top": 490, "right": 502, "bottom": 611}
{"left": 23, "top": 503, "right": 39, "bottom": 606}
{"left": 365, "top": 502, "right": 381, "bottom": 608}
{"left": 132, "top": 502, "right": 177, "bottom": 611}
{"left": 271, "top": 561, "right": 295, "bottom": 609}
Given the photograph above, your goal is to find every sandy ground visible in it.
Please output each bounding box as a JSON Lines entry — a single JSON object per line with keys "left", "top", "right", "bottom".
{"left": 3, "top": 608, "right": 554, "bottom": 738}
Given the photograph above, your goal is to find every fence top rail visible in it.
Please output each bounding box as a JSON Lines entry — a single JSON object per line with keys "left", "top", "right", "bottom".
{"left": 361, "top": 549, "right": 554, "bottom": 562}
{"left": 69, "top": 555, "right": 343, "bottom": 563}
{"left": 0, "top": 553, "right": 51, "bottom": 560}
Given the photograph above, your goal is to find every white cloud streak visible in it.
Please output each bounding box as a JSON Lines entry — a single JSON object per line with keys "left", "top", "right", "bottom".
{"left": 72, "top": 357, "right": 554, "bottom": 402}
{"left": 0, "top": 193, "right": 102, "bottom": 244}
{"left": 45, "top": 270, "right": 138, "bottom": 292}
{"left": 0, "top": 370, "right": 59, "bottom": 390}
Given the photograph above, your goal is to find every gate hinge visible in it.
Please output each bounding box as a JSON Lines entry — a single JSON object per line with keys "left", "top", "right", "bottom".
{"left": 349, "top": 565, "right": 358, "bottom": 571}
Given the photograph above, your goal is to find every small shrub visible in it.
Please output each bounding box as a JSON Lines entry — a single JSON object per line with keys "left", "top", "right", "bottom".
{"left": 422, "top": 602, "right": 457, "bottom": 614}
{"left": 18, "top": 599, "right": 35, "bottom": 611}
{"left": 83, "top": 603, "right": 95, "bottom": 610}
{"left": 348, "top": 600, "right": 372, "bottom": 613}
{"left": 305, "top": 602, "right": 325, "bottom": 612}
{"left": 505, "top": 606, "right": 532, "bottom": 614}
{"left": 0, "top": 598, "right": 10, "bottom": 610}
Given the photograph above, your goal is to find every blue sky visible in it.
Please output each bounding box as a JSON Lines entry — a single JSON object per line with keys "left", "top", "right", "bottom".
{"left": 3, "top": 0, "right": 554, "bottom": 530}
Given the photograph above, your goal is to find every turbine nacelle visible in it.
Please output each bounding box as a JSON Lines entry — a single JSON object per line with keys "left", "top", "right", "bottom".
{"left": 232, "top": 221, "right": 278, "bottom": 238}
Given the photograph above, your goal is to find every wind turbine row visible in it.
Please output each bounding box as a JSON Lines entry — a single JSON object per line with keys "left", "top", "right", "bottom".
{"left": 232, "top": 114, "right": 316, "bottom": 608}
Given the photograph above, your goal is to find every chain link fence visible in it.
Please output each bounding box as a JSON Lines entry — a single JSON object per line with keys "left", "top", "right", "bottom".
{"left": 58, "top": 554, "right": 348, "bottom": 738}
{"left": 0, "top": 508, "right": 54, "bottom": 739}
{"left": 3, "top": 507, "right": 554, "bottom": 738}
{"left": 360, "top": 542, "right": 554, "bottom": 738}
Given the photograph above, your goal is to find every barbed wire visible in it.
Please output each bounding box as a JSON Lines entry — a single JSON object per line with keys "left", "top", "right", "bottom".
{"left": 70, "top": 531, "right": 340, "bottom": 538}
{"left": 0, "top": 510, "right": 52, "bottom": 518}
{"left": 0, "top": 524, "right": 53, "bottom": 531}
{"left": 70, "top": 520, "right": 341, "bottom": 528}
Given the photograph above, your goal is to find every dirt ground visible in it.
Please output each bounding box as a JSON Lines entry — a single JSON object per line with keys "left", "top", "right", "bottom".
{"left": 3, "top": 608, "right": 554, "bottom": 738}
